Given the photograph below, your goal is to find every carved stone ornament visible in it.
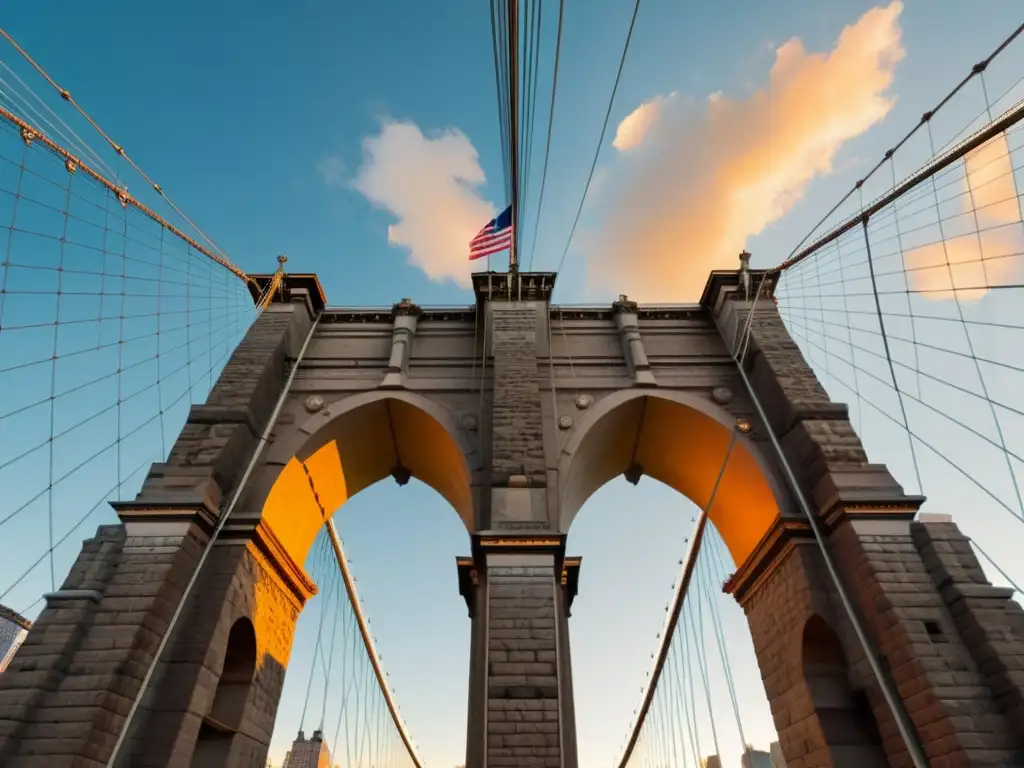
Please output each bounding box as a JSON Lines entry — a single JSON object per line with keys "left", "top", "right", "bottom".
{"left": 575, "top": 393, "right": 593, "bottom": 410}
{"left": 611, "top": 293, "right": 639, "bottom": 314}
{"left": 711, "top": 386, "right": 732, "bottom": 405}
{"left": 392, "top": 297, "right": 423, "bottom": 317}
{"left": 558, "top": 415, "right": 573, "bottom": 430}
{"left": 304, "top": 395, "right": 325, "bottom": 413}
{"left": 461, "top": 413, "right": 478, "bottom": 431}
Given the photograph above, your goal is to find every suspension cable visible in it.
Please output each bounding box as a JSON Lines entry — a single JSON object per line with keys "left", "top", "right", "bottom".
{"left": 616, "top": 424, "right": 739, "bottom": 766}
{"left": 553, "top": 0, "right": 642, "bottom": 286}
{"left": 0, "top": 26, "right": 236, "bottom": 266}
{"left": 0, "top": 104, "right": 248, "bottom": 282}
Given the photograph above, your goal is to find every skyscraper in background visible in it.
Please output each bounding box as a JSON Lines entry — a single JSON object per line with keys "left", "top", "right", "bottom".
{"left": 0, "top": 604, "right": 30, "bottom": 673}
{"left": 770, "top": 741, "right": 787, "bottom": 767}
{"left": 281, "top": 729, "right": 332, "bottom": 768}
{"left": 742, "top": 747, "right": 774, "bottom": 768}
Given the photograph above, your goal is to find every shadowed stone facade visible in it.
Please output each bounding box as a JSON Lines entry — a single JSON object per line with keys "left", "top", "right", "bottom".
{"left": 0, "top": 266, "right": 1021, "bottom": 768}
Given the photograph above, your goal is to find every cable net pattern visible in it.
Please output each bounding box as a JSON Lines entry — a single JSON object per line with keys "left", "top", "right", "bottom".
{"left": 775, "top": 55, "right": 1024, "bottom": 594}
{"left": 272, "top": 525, "right": 421, "bottom": 768}
{"left": 0, "top": 110, "right": 254, "bottom": 619}
{"left": 619, "top": 527, "right": 776, "bottom": 768}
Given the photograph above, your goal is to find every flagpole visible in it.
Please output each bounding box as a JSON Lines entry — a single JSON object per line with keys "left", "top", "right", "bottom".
{"left": 507, "top": 0, "right": 520, "bottom": 277}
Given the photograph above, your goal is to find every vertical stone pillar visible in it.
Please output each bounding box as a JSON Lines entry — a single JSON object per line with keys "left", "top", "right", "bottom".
{"left": 611, "top": 295, "right": 656, "bottom": 387}
{"left": 464, "top": 271, "right": 577, "bottom": 767}
{"left": 460, "top": 540, "right": 579, "bottom": 768}
{"left": 380, "top": 298, "right": 422, "bottom": 389}
{"left": 486, "top": 550, "right": 563, "bottom": 768}
{"left": 911, "top": 515, "right": 1024, "bottom": 741}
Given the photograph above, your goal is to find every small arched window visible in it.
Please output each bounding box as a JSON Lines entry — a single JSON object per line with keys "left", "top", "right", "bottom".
{"left": 191, "top": 617, "right": 257, "bottom": 766}
{"left": 801, "top": 615, "right": 887, "bottom": 765}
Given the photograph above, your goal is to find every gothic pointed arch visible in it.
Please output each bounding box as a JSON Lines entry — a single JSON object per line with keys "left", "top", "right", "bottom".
{"left": 259, "top": 391, "right": 475, "bottom": 568}
{"left": 558, "top": 389, "right": 789, "bottom": 566}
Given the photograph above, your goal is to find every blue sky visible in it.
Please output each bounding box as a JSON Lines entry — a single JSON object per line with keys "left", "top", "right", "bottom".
{"left": 2, "top": 1, "right": 1024, "bottom": 767}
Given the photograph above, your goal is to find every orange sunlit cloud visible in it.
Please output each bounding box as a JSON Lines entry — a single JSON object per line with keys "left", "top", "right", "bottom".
{"left": 587, "top": 1, "right": 906, "bottom": 302}
{"left": 904, "top": 133, "right": 1024, "bottom": 302}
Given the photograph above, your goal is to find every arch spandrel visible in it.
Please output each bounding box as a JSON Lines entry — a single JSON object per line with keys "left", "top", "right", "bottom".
{"left": 558, "top": 389, "right": 787, "bottom": 567}
{"left": 260, "top": 391, "right": 474, "bottom": 569}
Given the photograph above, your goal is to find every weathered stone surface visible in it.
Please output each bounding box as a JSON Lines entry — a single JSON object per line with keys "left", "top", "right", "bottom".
{"left": 489, "top": 305, "right": 545, "bottom": 480}
{"left": 486, "top": 562, "right": 562, "bottom": 767}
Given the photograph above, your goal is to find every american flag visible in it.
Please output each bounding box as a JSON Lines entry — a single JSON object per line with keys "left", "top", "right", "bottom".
{"left": 468, "top": 205, "right": 513, "bottom": 261}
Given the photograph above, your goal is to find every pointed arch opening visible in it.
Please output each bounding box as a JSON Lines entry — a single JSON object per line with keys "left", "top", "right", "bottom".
{"left": 802, "top": 615, "right": 886, "bottom": 763}
{"left": 261, "top": 392, "right": 474, "bottom": 571}
{"left": 559, "top": 391, "right": 787, "bottom": 566}
{"left": 192, "top": 617, "right": 258, "bottom": 767}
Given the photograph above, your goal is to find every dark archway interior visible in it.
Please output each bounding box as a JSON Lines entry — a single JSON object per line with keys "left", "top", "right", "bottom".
{"left": 191, "top": 618, "right": 258, "bottom": 767}
{"left": 802, "top": 615, "right": 887, "bottom": 766}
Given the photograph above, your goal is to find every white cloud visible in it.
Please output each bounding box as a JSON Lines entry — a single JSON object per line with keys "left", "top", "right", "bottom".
{"left": 352, "top": 120, "right": 498, "bottom": 287}
{"left": 612, "top": 94, "right": 671, "bottom": 151}
{"left": 588, "top": 1, "right": 906, "bottom": 302}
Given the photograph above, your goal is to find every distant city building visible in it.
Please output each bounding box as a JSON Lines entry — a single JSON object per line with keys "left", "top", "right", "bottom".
{"left": 770, "top": 741, "right": 787, "bottom": 767}
{"left": 282, "top": 729, "right": 332, "bottom": 768}
{"left": 0, "top": 604, "right": 30, "bottom": 673}
{"left": 702, "top": 757, "right": 722, "bottom": 768}
{"left": 742, "top": 747, "right": 774, "bottom": 768}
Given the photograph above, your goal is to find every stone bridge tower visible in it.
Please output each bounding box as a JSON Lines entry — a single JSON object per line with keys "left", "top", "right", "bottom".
{"left": 0, "top": 265, "right": 1023, "bottom": 768}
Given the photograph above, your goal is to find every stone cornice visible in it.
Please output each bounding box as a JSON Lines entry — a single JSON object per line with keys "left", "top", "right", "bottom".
{"left": 245, "top": 272, "right": 326, "bottom": 316}
{"left": 320, "top": 307, "right": 476, "bottom": 324}
{"left": 700, "top": 268, "right": 777, "bottom": 310}
{"left": 821, "top": 502, "right": 922, "bottom": 530}
{"left": 315, "top": 303, "right": 710, "bottom": 325}
{"left": 217, "top": 519, "right": 318, "bottom": 609}
{"left": 611, "top": 295, "right": 639, "bottom": 315}
{"left": 248, "top": 520, "right": 319, "bottom": 608}
{"left": 110, "top": 500, "right": 220, "bottom": 537}
{"left": 391, "top": 298, "right": 423, "bottom": 318}
{"left": 472, "top": 271, "right": 557, "bottom": 303}
{"left": 726, "top": 499, "right": 924, "bottom": 606}
{"left": 725, "top": 517, "right": 814, "bottom": 606}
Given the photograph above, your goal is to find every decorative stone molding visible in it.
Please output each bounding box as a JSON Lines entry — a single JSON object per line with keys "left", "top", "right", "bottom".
{"left": 611, "top": 294, "right": 656, "bottom": 387}
{"left": 110, "top": 500, "right": 220, "bottom": 537}
{"left": 246, "top": 519, "right": 319, "bottom": 610}
{"left": 380, "top": 298, "right": 423, "bottom": 389}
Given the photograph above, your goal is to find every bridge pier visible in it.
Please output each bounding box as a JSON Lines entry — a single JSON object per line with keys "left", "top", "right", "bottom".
{"left": 458, "top": 541, "right": 581, "bottom": 768}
